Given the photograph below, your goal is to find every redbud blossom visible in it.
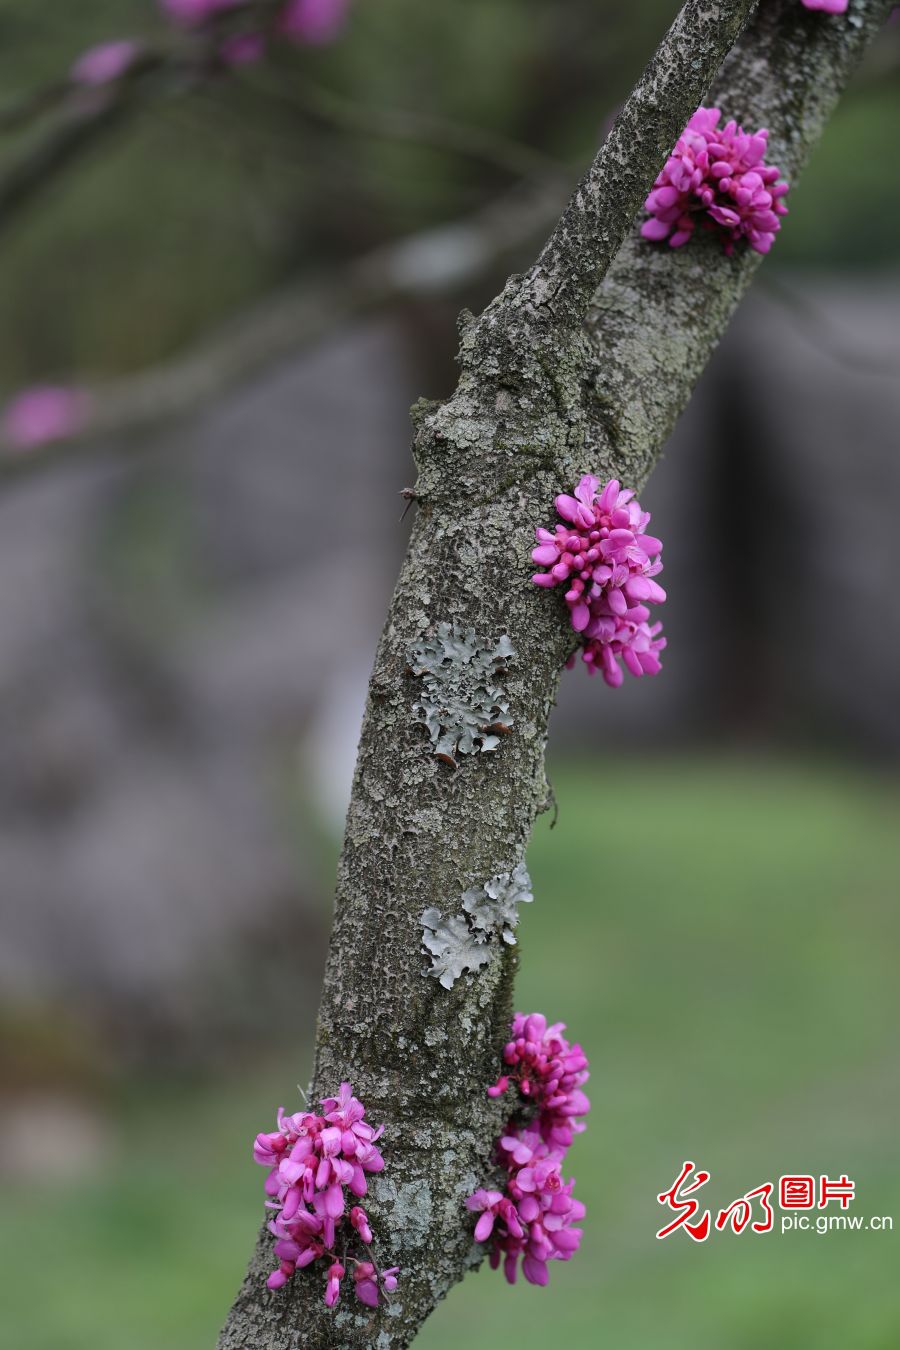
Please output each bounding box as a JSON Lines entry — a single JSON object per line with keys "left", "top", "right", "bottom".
{"left": 532, "top": 475, "right": 666, "bottom": 687}
{"left": 467, "top": 1013, "right": 590, "bottom": 1288}
{"left": 324, "top": 1262, "right": 344, "bottom": 1307}
{"left": 641, "top": 106, "right": 789, "bottom": 256}
{"left": 352, "top": 1260, "right": 380, "bottom": 1307}
{"left": 253, "top": 1083, "right": 397, "bottom": 1309}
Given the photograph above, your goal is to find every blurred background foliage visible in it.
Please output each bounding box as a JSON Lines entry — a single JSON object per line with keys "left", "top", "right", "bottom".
{"left": 0, "top": 0, "right": 898, "bottom": 384}
{"left": 0, "top": 3, "right": 898, "bottom": 1348}
{"left": 3, "top": 761, "right": 900, "bottom": 1349}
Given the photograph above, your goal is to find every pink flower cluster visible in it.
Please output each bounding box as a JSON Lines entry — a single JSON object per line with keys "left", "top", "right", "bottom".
{"left": 253, "top": 1083, "right": 398, "bottom": 1309}
{"left": 160, "top": 0, "right": 351, "bottom": 56}
{"left": 641, "top": 106, "right": 789, "bottom": 256}
{"left": 68, "top": 1, "right": 352, "bottom": 91}
{"left": 467, "top": 1013, "right": 590, "bottom": 1287}
{"left": 800, "top": 0, "right": 847, "bottom": 11}
{"left": 532, "top": 475, "right": 666, "bottom": 687}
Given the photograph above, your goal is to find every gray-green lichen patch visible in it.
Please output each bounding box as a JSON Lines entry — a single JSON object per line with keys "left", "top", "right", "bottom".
{"left": 421, "top": 861, "right": 532, "bottom": 988}
{"left": 408, "top": 623, "right": 514, "bottom": 765}
{"left": 372, "top": 1177, "right": 434, "bottom": 1249}
{"left": 462, "top": 861, "right": 533, "bottom": 944}
{"left": 420, "top": 908, "right": 491, "bottom": 989}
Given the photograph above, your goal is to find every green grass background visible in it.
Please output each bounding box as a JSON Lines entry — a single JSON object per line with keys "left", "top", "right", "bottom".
{"left": 3, "top": 755, "right": 898, "bottom": 1349}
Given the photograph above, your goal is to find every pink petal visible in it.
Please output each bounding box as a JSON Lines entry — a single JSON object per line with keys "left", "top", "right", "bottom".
{"left": 570, "top": 601, "right": 590, "bottom": 632}
{"left": 522, "top": 1256, "right": 549, "bottom": 1286}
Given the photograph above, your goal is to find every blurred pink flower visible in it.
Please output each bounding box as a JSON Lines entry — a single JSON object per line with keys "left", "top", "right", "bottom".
{"left": 71, "top": 41, "right": 140, "bottom": 86}
{"left": 800, "top": 0, "right": 848, "bottom": 11}
{"left": 220, "top": 32, "right": 266, "bottom": 67}
{"left": 279, "top": 0, "right": 352, "bottom": 45}
{"left": 160, "top": 0, "right": 353, "bottom": 48}
{"left": 2, "top": 386, "right": 91, "bottom": 450}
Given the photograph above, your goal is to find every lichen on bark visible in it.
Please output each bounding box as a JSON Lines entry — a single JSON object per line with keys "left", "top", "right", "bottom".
{"left": 408, "top": 623, "right": 515, "bottom": 764}
{"left": 218, "top": 2, "right": 892, "bottom": 1346}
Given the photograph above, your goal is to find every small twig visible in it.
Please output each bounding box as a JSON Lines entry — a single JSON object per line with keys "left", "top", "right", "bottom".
{"left": 0, "top": 93, "right": 138, "bottom": 236}
{"left": 0, "top": 45, "right": 197, "bottom": 242}
{"left": 0, "top": 177, "right": 566, "bottom": 481}
{"left": 0, "top": 0, "right": 284, "bottom": 239}
{"left": 0, "top": 79, "right": 70, "bottom": 134}
{"left": 498, "top": 0, "right": 758, "bottom": 343}
{"left": 271, "top": 76, "right": 569, "bottom": 183}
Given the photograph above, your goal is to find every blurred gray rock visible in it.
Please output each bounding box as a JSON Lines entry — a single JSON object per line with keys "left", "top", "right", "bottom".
{"left": 1, "top": 280, "right": 899, "bottom": 1062}
{"left": 0, "top": 320, "right": 415, "bottom": 1061}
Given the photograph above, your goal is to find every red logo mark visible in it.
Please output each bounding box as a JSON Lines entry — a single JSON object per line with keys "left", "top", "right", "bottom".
{"left": 779, "top": 1175, "right": 815, "bottom": 1210}
{"left": 716, "top": 1182, "right": 774, "bottom": 1234}
{"left": 819, "top": 1175, "right": 855, "bottom": 1209}
{"left": 657, "top": 1160, "right": 711, "bottom": 1242}
{"left": 659, "top": 1164, "right": 857, "bottom": 1239}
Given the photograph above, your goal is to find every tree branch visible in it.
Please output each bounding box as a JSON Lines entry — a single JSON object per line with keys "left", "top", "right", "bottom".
{"left": 0, "top": 1, "right": 281, "bottom": 241}
{"left": 0, "top": 79, "right": 70, "bottom": 134}
{"left": 0, "top": 0, "right": 561, "bottom": 255}
{"left": 0, "top": 177, "right": 566, "bottom": 481}
{"left": 475, "top": 0, "right": 758, "bottom": 354}
{"left": 0, "top": 41, "right": 201, "bottom": 242}
{"left": 0, "top": 89, "right": 145, "bottom": 235}
{"left": 244, "top": 75, "right": 568, "bottom": 183}
{"left": 582, "top": 0, "right": 894, "bottom": 486}
{"left": 218, "top": 1, "right": 884, "bottom": 1347}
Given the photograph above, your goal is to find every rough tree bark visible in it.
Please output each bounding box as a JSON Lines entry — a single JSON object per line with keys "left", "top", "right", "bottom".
{"left": 219, "top": 2, "right": 891, "bottom": 1346}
